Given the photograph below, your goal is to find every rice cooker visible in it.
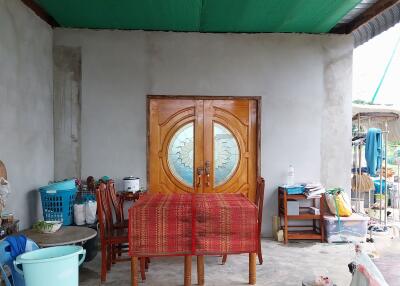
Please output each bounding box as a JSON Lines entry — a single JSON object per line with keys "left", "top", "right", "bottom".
{"left": 123, "top": 176, "right": 140, "bottom": 192}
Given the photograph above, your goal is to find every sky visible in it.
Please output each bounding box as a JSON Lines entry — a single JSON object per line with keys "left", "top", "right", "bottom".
{"left": 353, "top": 22, "right": 400, "bottom": 104}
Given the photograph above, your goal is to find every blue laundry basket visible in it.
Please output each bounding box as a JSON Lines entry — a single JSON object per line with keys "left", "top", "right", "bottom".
{"left": 38, "top": 180, "right": 77, "bottom": 225}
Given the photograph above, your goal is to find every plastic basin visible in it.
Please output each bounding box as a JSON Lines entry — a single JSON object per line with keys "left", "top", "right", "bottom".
{"left": 14, "top": 246, "right": 86, "bottom": 286}
{"left": 39, "top": 180, "right": 76, "bottom": 192}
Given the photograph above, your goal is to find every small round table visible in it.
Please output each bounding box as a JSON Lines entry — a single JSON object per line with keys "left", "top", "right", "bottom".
{"left": 19, "top": 226, "right": 97, "bottom": 247}
{"left": 118, "top": 191, "right": 142, "bottom": 202}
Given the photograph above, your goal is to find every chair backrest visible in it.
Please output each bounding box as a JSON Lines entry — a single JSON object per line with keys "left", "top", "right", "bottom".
{"left": 255, "top": 177, "right": 265, "bottom": 233}
{"left": 106, "top": 180, "right": 124, "bottom": 223}
{"left": 96, "top": 183, "right": 112, "bottom": 239}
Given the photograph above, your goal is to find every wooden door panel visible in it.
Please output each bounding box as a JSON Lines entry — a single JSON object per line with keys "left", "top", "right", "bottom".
{"left": 203, "top": 100, "right": 257, "bottom": 201}
{"left": 148, "top": 97, "right": 257, "bottom": 201}
{"left": 149, "top": 99, "right": 203, "bottom": 194}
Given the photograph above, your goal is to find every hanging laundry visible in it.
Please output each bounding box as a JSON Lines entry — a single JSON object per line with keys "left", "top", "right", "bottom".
{"left": 373, "top": 180, "right": 387, "bottom": 194}
{"left": 5, "top": 235, "right": 27, "bottom": 259}
{"left": 365, "top": 128, "right": 382, "bottom": 176}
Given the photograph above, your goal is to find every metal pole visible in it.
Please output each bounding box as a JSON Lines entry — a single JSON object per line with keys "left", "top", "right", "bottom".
{"left": 359, "top": 144, "right": 363, "bottom": 212}
{"left": 384, "top": 121, "right": 388, "bottom": 226}
{"left": 354, "top": 144, "right": 358, "bottom": 212}
{"left": 358, "top": 114, "right": 362, "bottom": 213}
{"left": 368, "top": 118, "right": 371, "bottom": 210}
{"left": 398, "top": 162, "right": 400, "bottom": 222}
{"left": 379, "top": 134, "right": 383, "bottom": 225}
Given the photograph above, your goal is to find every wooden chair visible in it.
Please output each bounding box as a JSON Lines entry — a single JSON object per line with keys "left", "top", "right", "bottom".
{"left": 222, "top": 177, "right": 265, "bottom": 265}
{"left": 96, "top": 183, "right": 147, "bottom": 282}
{"left": 106, "top": 181, "right": 150, "bottom": 268}
{"left": 106, "top": 180, "right": 127, "bottom": 227}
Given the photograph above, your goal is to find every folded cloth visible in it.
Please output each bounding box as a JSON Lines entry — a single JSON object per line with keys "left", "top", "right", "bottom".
{"left": 365, "top": 128, "right": 382, "bottom": 176}
{"left": 5, "top": 235, "right": 27, "bottom": 259}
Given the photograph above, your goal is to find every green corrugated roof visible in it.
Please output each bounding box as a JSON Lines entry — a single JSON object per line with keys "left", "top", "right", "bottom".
{"left": 34, "top": 0, "right": 361, "bottom": 33}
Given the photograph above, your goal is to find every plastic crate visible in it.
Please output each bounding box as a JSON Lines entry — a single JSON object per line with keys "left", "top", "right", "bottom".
{"left": 38, "top": 187, "right": 77, "bottom": 225}
{"left": 324, "top": 213, "right": 369, "bottom": 243}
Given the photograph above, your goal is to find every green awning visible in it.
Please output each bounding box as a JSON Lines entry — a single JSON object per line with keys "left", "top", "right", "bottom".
{"left": 34, "top": 0, "right": 361, "bottom": 33}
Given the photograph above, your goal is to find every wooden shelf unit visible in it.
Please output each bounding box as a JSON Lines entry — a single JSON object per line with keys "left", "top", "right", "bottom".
{"left": 278, "top": 187, "right": 325, "bottom": 244}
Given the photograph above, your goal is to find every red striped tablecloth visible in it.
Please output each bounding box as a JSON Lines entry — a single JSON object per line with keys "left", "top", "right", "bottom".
{"left": 129, "top": 193, "right": 258, "bottom": 257}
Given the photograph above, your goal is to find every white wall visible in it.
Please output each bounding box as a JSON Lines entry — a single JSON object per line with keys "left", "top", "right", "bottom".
{"left": 0, "top": 0, "right": 53, "bottom": 229}
{"left": 54, "top": 29, "right": 353, "bottom": 236}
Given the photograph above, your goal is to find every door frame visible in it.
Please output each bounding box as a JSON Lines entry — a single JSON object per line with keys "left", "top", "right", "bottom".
{"left": 146, "top": 95, "right": 262, "bottom": 190}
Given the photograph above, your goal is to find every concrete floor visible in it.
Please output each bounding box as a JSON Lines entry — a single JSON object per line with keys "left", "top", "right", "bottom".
{"left": 80, "top": 239, "right": 364, "bottom": 286}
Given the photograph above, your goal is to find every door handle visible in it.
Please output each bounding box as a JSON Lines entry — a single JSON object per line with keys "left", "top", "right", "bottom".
{"left": 196, "top": 167, "right": 204, "bottom": 188}
{"left": 204, "top": 161, "right": 211, "bottom": 187}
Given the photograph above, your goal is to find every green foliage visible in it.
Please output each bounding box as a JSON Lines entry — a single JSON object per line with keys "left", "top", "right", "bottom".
{"left": 33, "top": 221, "right": 54, "bottom": 232}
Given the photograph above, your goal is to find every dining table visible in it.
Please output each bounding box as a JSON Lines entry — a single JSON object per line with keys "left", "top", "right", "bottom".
{"left": 128, "top": 193, "right": 258, "bottom": 286}
{"left": 19, "top": 226, "right": 97, "bottom": 247}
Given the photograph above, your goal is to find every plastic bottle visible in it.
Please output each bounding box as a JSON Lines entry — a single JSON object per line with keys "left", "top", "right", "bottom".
{"left": 287, "top": 165, "right": 295, "bottom": 186}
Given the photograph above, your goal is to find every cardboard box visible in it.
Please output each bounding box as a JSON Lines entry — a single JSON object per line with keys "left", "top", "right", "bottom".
{"left": 287, "top": 201, "right": 299, "bottom": 215}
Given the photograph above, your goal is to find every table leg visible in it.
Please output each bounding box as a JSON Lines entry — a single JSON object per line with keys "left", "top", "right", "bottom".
{"left": 131, "top": 256, "right": 138, "bottom": 286}
{"left": 249, "top": 253, "right": 256, "bottom": 285}
{"left": 140, "top": 257, "right": 146, "bottom": 280}
{"left": 283, "top": 191, "right": 288, "bottom": 244}
{"left": 184, "top": 255, "right": 192, "bottom": 286}
{"left": 197, "top": 255, "right": 204, "bottom": 285}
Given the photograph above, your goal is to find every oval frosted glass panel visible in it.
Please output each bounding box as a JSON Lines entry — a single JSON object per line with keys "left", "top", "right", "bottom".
{"left": 214, "top": 123, "right": 239, "bottom": 186}
{"left": 168, "top": 123, "right": 194, "bottom": 186}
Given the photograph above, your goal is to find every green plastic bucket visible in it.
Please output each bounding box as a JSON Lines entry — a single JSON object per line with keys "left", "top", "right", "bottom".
{"left": 14, "top": 246, "right": 86, "bottom": 286}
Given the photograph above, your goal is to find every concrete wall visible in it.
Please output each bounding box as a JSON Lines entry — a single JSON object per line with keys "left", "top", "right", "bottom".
{"left": 54, "top": 29, "right": 353, "bottom": 236}
{"left": 53, "top": 46, "right": 81, "bottom": 180}
{"left": 0, "top": 0, "right": 53, "bottom": 228}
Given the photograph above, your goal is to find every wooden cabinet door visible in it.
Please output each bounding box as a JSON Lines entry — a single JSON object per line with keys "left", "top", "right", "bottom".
{"left": 203, "top": 100, "right": 257, "bottom": 202}
{"left": 148, "top": 97, "right": 258, "bottom": 201}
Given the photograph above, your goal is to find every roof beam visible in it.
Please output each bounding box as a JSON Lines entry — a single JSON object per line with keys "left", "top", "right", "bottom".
{"left": 21, "top": 0, "right": 59, "bottom": 27}
{"left": 331, "top": 0, "right": 400, "bottom": 34}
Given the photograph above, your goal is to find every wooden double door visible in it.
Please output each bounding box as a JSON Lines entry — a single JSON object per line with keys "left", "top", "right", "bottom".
{"left": 148, "top": 97, "right": 259, "bottom": 201}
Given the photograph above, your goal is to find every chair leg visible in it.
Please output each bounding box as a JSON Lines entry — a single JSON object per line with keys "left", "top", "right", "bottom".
{"left": 118, "top": 244, "right": 122, "bottom": 257}
{"left": 145, "top": 257, "right": 149, "bottom": 270}
{"left": 106, "top": 244, "right": 112, "bottom": 271}
{"left": 100, "top": 243, "right": 107, "bottom": 282}
{"left": 221, "top": 254, "right": 227, "bottom": 265}
{"left": 140, "top": 257, "right": 146, "bottom": 281}
{"left": 257, "top": 249, "right": 263, "bottom": 265}
{"left": 258, "top": 239, "right": 263, "bottom": 265}
{"left": 111, "top": 245, "right": 117, "bottom": 264}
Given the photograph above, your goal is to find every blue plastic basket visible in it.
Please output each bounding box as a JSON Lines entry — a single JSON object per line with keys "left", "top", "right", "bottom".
{"left": 38, "top": 187, "right": 77, "bottom": 225}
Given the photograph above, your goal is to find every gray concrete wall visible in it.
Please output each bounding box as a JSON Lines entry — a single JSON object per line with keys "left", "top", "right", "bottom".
{"left": 0, "top": 0, "right": 53, "bottom": 228}
{"left": 53, "top": 46, "right": 81, "bottom": 180}
{"left": 54, "top": 29, "right": 353, "bottom": 236}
